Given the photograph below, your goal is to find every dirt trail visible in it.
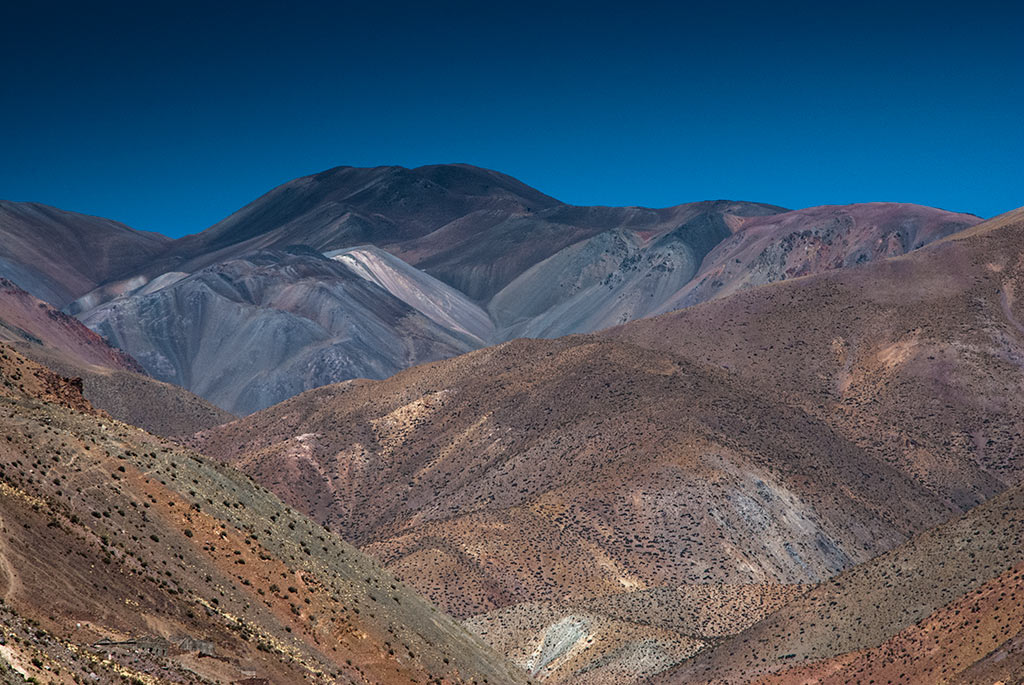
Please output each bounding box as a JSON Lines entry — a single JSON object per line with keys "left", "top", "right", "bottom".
{"left": 1001, "top": 280, "right": 1024, "bottom": 338}
{"left": 0, "top": 514, "right": 22, "bottom": 603}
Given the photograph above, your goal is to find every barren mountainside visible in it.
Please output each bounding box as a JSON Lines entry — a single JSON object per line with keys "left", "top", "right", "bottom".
{"left": 0, "top": 278, "right": 233, "bottom": 438}
{"left": 6, "top": 164, "right": 972, "bottom": 414}
{"left": 194, "top": 206, "right": 1023, "bottom": 681}
{"left": 612, "top": 206, "right": 1024, "bottom": 496}
{"left": 0, "top": 201, "right": 171, "bottom": 307}
{"left": 0, "top": 166, "right": 1012, "bottom": 683}
{"left": 0, "top": 343, "right": 529, "bottom": 684}
{"left": 653, "top": 201, "right": 982, "bottom": 313}
{"left": 79, "top": 248, "right": 483, "bottom": 414}
{"left": 654, "top": 478, "right": 1024, "bottom": 683}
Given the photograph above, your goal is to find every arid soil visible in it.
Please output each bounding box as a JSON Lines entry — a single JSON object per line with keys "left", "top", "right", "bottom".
{"left": 655, "top": 479, "right": 1024, "bottom": 683}
{"left": 0, "top": 343, "right": 529, "bottom": 684}
{"left": 196, "top": 207, "right": 1024, "bottom": 681}
{"left": 0, "top": 279, "right": 233, "bottom": 438}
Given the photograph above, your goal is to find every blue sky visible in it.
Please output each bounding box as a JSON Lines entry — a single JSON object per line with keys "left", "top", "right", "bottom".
{"left": 2, "top": 0, "right": 1021, "bottom": 237}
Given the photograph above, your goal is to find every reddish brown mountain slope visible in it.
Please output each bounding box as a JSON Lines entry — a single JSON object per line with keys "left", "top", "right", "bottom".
{"left": 0, "top": 278, "right": 142, "bottom": 372}
{"left": 611, "top": 206, "right": 1024, "bottom": 500}
{"left": 195, "top": 336, "right": 964, "bottom": 613}
{"left": 655, "top": 202, "right": 981, "bottom": 312}
{"left": 195, "top": 207, "right": 1023, "bottom": 681}
{"left": 0, "top": 343, "right": 528, "bottom": 684}
{"left": 0, "top": 279, "right": 233, "bottom": 438}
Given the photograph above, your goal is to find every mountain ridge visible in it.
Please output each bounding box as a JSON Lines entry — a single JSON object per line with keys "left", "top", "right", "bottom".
{"left": 7, "top": 165, "right": 969, "bottom": 413}
{"left": 0, "top": 277, "right": 234, "bottom": 438}
{"left": 192, "top": 205, "right": 1023, "bottom": 681}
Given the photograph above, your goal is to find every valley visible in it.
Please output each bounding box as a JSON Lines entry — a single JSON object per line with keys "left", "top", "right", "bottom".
{"left": 0, "top": 168, "right": 1019, "bottom": 683}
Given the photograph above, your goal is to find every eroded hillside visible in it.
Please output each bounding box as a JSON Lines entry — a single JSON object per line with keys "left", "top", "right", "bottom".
{"left": 0, "top": 279, "right": 233, "bottom": 438}
{"left": 655, "top": 478, "right": 1024, "bottom": 683}
{"left": 195, "top": 207, "right": 1024, "bottom": 681}
{"left": 0, "top": 343, "right": 528, "bottom": 684}
{"left": 6, "top": 165, "right": 969, "bottom": 415}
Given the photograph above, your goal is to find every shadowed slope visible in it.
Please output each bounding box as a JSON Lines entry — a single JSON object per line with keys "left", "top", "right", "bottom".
{"left": 0, "top": 201, "right": 171, "bottom": 307}
{"left": 190, "top": 163, "right": 561, "bottom": 255}
{"left": 485, "top": 202, "right": 776, "bottom": 337}
{"left": 0, "top": 343, "right": 529, "bottom": 684}
{"left": 71, "top": 167, "right": 785, "bottom": 311}
{"left": 488, "top": 202, "right": 977, "bottom": 339}
{"left": 396, "top": 200, "right": 785, "bottom": 303}
{"left": 89, "top": 163, "right": 563, "bottom": 293}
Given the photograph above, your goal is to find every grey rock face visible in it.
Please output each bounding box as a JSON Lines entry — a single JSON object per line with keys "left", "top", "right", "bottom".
{"left": 489, "top": 208, "right": 743, "bottom": 338}
{"left": 37, "top": 166, "right": 979, "bottom": 415}
{"left": 326, "top": 245, "right": 495, "bottom": 345}
{"left": 80, "top": 250, "right": 477, "bottom": 414}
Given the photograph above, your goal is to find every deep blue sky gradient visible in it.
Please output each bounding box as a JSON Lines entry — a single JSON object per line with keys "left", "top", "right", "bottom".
{"left": 2, "top": 0, "right": 1022, "bottom": 236}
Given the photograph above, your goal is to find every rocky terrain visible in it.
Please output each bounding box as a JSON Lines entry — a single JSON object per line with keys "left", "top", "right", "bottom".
{"left": 194, "top": 206, "right": 1024, "bottom": 680}
{"left": 655, "top": 478, "right": 1024, "bottom": 683}
{"left": 0, "top": 165, "right": 1013, "bottom": 683}
{"left": 464, "top": 583, "right": 805, "bottom": 683}
{"left": 326, "top": 245, "right": 496, "bottom": 346}
{"left": 613, "top": 205, "right": 1024, "bottom": 499}
{"left": 488, "top": 201, "right": 979, "bottom": 339}
{"left": 79, "top": 249, "right": 482, "bottom": 415}
{"left": 652, "top": 201, "right": 981, "bottom": 313}
{"left": 0, "top": 279, "right": 233, "bottom": 439}
{"left": 1, "top": 164, "right": 966, "bottom": 414}
{"left": 0, "top": 342, "right": 529, "bottom": 683}
{"left": 194, "top": 336, "right": 963, "bottom": 608}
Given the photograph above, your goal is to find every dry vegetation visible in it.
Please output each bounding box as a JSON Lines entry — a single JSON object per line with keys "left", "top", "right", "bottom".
{"left": 656, "top": 480, "right": 1024, "bottom": 683}
{"left": 196, "top": 207, "right": 1024, "bottom": 681}
{"left": 0, "top": 343, "right": 529, "bottom": 684}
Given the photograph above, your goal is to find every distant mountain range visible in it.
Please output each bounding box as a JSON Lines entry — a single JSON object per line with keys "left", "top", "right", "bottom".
{"left": 0, "top": 167, "right": 1020, "bottom": 684}
{"left": 0, "top": 165, "right": 981, "bottom": 413}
